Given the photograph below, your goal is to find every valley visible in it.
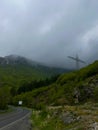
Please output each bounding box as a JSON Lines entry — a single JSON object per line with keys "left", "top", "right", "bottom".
{"left": 0, "top": 56, "right": 98, "bottom": 130}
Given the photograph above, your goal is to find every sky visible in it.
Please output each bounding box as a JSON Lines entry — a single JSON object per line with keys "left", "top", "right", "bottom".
{"left": 0, "top": 0, "right": 98, "bottom": 68}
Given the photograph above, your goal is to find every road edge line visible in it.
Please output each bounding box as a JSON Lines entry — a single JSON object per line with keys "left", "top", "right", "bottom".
{"left": 0, "top": 111, "right": 31, "bottom": 130}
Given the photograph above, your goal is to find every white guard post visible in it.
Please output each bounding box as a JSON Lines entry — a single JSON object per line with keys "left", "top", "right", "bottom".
{"left": 18, "top": 101, "right": 23, "bottom": 106}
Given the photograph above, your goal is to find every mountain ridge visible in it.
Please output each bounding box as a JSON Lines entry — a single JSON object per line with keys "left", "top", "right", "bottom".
{"left": 0, "top": 54, "right": 72, "bottom": 89}
{"left": 0, "top": 54, "right": 72, "bottom": 70}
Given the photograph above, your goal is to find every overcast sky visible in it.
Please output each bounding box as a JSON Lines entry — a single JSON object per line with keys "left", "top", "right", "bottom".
{"left": 0, "top": 0, "right": 98, "bottom": 68}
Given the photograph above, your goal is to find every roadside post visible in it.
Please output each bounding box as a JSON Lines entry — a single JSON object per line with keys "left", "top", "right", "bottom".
{"left": 18, "top": 101, "right": 23, "bottom": 106}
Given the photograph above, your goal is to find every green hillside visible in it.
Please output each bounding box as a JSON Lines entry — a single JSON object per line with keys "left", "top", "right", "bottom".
{"left": 10, "top": 60, "right": 98, "bottom": 130}
{"left": 0, "top": 55, "right": 70, "bottom": 89}
{"left": 10, "top": 61, "right": 98, "bottom": 130}
{"left": 12, "top": 60, "right": 98, "bottom": 107}
{"left": 1, "top": 60, "right": 98, "bottom": 130}
{"left": 0, "top": 64, "right": 68, "bottom": 89}
{"left": 0, "top": 55, "right": 71, "bottom": 110}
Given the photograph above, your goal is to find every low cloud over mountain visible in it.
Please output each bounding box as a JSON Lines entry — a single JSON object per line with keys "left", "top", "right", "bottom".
{"left": 0, "top": 0, "right": 98, "bottom": 68}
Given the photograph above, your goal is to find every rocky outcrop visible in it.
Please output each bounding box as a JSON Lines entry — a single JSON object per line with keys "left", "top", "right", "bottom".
{"left": 73, "top": 77, "right": 98, "bottom": 103}
{"left": 60, "top": 111, "right": 81, "bottom": 124}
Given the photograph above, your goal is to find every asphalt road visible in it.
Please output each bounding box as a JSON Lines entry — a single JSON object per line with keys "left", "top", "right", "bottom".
{"left": 0, "top": 107, "right": 32, "bottom": 130}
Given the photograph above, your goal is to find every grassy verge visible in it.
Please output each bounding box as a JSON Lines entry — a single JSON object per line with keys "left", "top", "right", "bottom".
{"left": 31, "top": 102, "right": 98, "bottom": 130}
{"left": 31, "top": 109, "right": 64, "bottom": 130}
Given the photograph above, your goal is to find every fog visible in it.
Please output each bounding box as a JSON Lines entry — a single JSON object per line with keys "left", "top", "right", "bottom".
{"left": 0, "top": 0, "right": 98, "bottom": 68}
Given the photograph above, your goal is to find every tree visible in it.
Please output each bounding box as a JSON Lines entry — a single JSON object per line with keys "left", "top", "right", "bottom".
{"left": 0, "top": 87, "right": 10, "bottom": 110}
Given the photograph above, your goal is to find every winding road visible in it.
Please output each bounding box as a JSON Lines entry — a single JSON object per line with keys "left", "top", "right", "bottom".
{"left": 0, "top": 107, "right": 32, "bottom": 130}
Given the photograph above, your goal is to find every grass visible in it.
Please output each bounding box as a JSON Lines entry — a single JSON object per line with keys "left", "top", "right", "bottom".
{"left": 31, "top": 102, "right": 98, "bottom": 130}
{"left": 31, "top": 109, "right": 64, "bottom": 130}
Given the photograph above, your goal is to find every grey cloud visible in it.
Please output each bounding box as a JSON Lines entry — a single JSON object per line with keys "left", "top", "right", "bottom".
{"left": 0, "top": 0, "right": 98, "bottom": 68}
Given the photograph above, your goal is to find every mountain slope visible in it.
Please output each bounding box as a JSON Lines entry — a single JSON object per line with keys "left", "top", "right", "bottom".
{"left": 0, "top": 55, "right": 71, "bottom": 88}
{"left": 10, "top": 60, "right": 98, "bottom": 130}
{"left": 12, "top": 60, "right": 98, "bottom": 108}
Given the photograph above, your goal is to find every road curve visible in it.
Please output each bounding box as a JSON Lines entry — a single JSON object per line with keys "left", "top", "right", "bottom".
{"left": 0, "top": 107, "right": 32, "bottom": 130}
